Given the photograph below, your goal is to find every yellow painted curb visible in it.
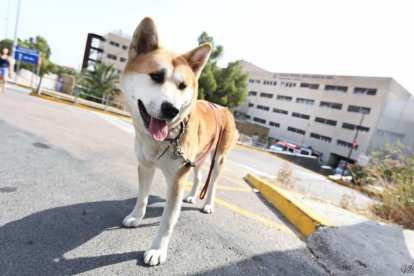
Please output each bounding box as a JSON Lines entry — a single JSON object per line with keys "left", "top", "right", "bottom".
{"left": 245, "top": 173, "right": 333, "bottom": 237}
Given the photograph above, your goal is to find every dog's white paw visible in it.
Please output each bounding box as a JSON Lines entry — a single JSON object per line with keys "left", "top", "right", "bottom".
{"left": 122, "top": 214, "right": 142, "bottom": 228}
{"left": 202, "top": 204, "right": 214, "bottom": 214}
{"left": 183, "top": 195, "right": 196, "bottom": 204}
{"left": 144, "top": 248, "right": 167, "bottom": 266}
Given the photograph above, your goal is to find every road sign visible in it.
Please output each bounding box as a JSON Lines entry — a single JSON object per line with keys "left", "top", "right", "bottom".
{"left": 14, "top": 46, "right": 40, "bottom": 65}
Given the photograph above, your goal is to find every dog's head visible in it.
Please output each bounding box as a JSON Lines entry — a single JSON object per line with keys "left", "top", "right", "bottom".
{"left": 120, "top": 17, "right": 212, "bottom": 142}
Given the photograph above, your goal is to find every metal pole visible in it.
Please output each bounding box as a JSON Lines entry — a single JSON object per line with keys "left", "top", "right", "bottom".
{"left": 11, "top": 0, "right": 22, "bottom": 56}
{"left": 341, "top": 112, "right": 366, "bottom": 180}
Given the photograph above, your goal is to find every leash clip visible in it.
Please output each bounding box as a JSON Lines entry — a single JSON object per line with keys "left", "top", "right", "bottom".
{"left": 182, "top": 159, "right": 195, "bottom": 167}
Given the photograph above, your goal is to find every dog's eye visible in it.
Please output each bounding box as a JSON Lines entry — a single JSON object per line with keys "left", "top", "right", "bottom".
{"left": 149, "top": 70, "right": 165, "bottom": 84}
{"left": 178, "top": 82, "right": 187, "bottom": 91}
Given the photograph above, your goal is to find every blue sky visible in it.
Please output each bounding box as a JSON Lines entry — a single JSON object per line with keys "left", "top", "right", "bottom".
{"left": 1, "top": 0, "right": 414, "bottom": 93}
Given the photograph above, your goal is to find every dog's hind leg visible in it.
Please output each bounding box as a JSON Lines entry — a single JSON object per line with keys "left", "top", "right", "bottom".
{"left": 123, "top": 164, "right": 155, "bottom": 227}
{"left": 183, "top": 166, "right": 202, "bottom": 204}
{"left": 202, "top": 154, "right": 225, "bottom": 214}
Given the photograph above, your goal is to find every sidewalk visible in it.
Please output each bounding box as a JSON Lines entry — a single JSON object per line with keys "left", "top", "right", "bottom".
{"left": 246, "top": 174, "right": 414, "bottom": 275}
{"left": 306, "top": 197, "right": 414, "bottom": 275}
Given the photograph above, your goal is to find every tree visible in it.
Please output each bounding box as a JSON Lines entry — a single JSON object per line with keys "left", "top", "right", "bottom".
{"left": 16, "top": 36, "right": 56, "bottom": 75}
{"left": 79, "top": 62, "right": 120, "bottom": 102}
{"left": 0, "top": 39, "right": 13, "bottom": 53}
{"left": 197, "top": 32, "right": 248, "bottom": 108}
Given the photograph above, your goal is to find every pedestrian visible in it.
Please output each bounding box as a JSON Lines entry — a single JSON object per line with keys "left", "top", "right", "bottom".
{"left": 56, "top": 75, "right": 63, "bottom": 92}
{"left": 0, "top": 47, "right": 12, "bottom": 93}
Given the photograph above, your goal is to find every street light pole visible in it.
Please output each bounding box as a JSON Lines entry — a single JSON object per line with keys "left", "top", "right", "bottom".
{"left": 341, "top": 112, "right": 366, "bottom": 180}
{"left": 12, "top": 0, "right": 22, "bottom": 55}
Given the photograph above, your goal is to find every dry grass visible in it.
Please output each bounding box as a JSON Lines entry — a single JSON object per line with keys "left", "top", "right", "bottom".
{"left": 276, "top": 163, "right": 296, "bottom": 189}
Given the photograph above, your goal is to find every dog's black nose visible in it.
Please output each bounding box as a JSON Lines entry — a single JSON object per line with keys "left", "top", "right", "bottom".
{"left": 161, "top": 102, "right": 179, "bottom": 119}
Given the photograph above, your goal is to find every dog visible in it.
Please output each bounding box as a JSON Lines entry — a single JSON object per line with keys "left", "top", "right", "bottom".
{"left": 120, "top": 17, "right": 238, "bottom": 266}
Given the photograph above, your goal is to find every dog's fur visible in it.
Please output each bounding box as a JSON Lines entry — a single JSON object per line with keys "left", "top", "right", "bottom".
{"left": 120, "top": 17, "right": 237, "bottom": 265}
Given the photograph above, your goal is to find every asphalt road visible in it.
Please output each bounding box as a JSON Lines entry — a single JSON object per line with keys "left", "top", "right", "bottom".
{"left": 0, "top": 84, "right": 328, "bottom": 275}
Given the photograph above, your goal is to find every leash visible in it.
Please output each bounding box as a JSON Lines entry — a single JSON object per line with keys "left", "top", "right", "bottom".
{"left": 198, "top": 102, "right": 222, "bottom": 199}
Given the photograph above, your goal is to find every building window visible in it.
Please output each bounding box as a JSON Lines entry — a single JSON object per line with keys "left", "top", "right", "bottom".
{"left": 263, "top": 80, "right": 277, "bottom": 86}
{"left": 315, "top": 117, "right": 337, "bottom": 126}
{"left": 337, "top": 139, "right": 358, "bottom": 149}
{"left": 248, "top": 103, "right": 254, "bottom": 107}
{"left": 320, "top": 101, "right": 342, "bottom": 110}
{"left": 246, "top": 115, "right": 251, "bottom": 119}
{"left": 122, "top": 45, "right": 128, "bottom": 50}
{"left": 281, "top": 82, "right": 296, "bottom": 87}
{"left": 354, "top": 87, "right": 377, "bottom": 96}
{"left": 107, "top": 54, "right": 117, "bottom": 60}
{"left": 260, "top": 92, "right": 273, "bottom": 98}
{"left": 296, "top": 98, "right": 315, "bottom": 105}
{"left": 325, "top": 85, "right": 348, "bottom": 93}
{"left": 310, "top": 133, "right": 332, "bottom": 143}
{"left": 257, "top": 105, "right": 270, "bottom": 111}
{"left": 347, "top": 105, "right": 371, "bottom": 114}
{"left": 269, "top": 121, "right": 280, "bottom": 128}
{"left": 120, "top": 57, "right": 127, "bottom": 62}
{"left": 273, "top": 108, "right": 288, "bottom": 115}
{"left": 342, "top": 123, "right": 370, "bottom": 132}
{"left": 109, "top": 41, "right": 120, "bottom": 47}
{"left": 277, "top": 95, "right": 292, "bottom": 101}
{"left": 292, "top": 112, "right": 310, "bottom": 120}
{"left": 249, "top": 91, "right": 257, "bottom": 96}
{"left": 253, "top": 117, "right": 266, "bottom": 124}
{"left": 256, "top": 79, "right": 261, "bottom": 84}
{"left": 300, "top": 83, "right": 319, "bottom": 89}
{"left": 376, "top": 129, "right": 405, "bottom": 140}
{"left": 287, "top": 126, "right": 305, "bottom": 135}
{"left": 249, "top": 79, "right": 255, "bottom": 83}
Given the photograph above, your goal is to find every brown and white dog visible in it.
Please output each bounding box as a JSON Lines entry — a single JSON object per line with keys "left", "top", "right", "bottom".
{"left": 120, "top": 17, "right": 238, "bottom": 265}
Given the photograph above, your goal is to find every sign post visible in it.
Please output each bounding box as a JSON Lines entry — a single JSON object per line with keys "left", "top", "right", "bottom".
{"left": 13, "top": 46, "right": 41, "bottom": 89}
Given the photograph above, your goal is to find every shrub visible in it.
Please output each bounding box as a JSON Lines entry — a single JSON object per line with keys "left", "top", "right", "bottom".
{"left": 363, "top": 143, "right": 414, "bottom": 229}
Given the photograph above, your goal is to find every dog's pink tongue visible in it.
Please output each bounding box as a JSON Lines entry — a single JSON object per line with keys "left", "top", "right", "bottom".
{"left": 149, "top": 118, "right": 168, "bottom": 141}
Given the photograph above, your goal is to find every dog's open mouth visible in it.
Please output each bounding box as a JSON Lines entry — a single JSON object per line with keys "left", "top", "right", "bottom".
{"left": 138, "top": 100, "right": 169, "bottom": 141}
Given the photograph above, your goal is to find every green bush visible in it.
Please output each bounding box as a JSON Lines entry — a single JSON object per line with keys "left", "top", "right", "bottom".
{"left": 362, "top": 143, "right": 413, "bottom": 229}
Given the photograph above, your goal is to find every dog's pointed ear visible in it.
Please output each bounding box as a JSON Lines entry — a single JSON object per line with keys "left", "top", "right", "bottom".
{"left": 183, "top": 43, "right": 212, "bottom": 78}
{"left": 129, "top": 17, "right": 159, "bottom": 60}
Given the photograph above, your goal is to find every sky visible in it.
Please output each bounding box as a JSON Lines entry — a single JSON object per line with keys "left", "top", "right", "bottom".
{"left": 1, "top": 0, "right": 414, "bottom": 93}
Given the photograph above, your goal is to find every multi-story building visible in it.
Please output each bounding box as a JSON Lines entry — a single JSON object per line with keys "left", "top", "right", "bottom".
{"left": 237, "top": 61, "right": 414, "bottom": 165}
{"left": 82, "top": 31, "right": 131, "bottom": 74}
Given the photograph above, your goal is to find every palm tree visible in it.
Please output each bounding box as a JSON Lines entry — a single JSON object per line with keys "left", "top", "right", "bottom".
{"left": 80, "top": 62, "right": 120, "bottom": 104}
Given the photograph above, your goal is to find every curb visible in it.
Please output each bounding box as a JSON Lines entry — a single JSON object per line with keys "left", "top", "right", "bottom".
{"left": 326, "top": 176, "right": 382, "bottom": 199}
{"left": 245, "top": 173, "right": 333, "bottom": 237}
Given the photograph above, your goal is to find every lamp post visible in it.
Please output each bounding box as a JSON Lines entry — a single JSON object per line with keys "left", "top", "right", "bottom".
{"left": 11, "top": 0, "right": 22, "bottom": 56}
{"left": 341, "top": 112, "right": 366, "bottom": 180}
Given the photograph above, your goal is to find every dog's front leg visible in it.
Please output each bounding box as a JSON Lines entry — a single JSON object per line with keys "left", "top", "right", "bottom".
{"left": 123, "top": 164, "right": 155, "bottom": 227}
{"left": 143, "top": 168, "right": 189, "bottom": 266}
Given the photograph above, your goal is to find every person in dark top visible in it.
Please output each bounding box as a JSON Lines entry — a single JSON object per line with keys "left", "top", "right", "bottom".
{"left": 0, "top": 47, "right": 12, "bottom": 93}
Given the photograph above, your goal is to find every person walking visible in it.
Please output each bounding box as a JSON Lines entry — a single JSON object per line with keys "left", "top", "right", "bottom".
{"left": 0, "top": 48, "right": 12, "bottom": 93}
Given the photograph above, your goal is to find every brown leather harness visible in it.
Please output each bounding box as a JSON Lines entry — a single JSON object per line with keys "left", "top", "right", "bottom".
{"left": 158, "top": 101, "right": 223, "bottom": 200}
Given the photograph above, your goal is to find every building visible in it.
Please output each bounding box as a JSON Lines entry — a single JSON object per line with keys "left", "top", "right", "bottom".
{"left": 82, "top": 31, "right": 131, "bottom": 74}
{"left": 237, "top": 60, "right": 413, "bottom": 166}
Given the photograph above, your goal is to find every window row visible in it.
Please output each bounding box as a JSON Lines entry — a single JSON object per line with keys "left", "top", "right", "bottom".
{"left": 263, "top": 80, "right": 277, "bottom": 86}
{"left": 106, "top": 54, "right": 127, "bottom": 62}
{"left": 109, "top": 41, "right": 128, "bottom": 50}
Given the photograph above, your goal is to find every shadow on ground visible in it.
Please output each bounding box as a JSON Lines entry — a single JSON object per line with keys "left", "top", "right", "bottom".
{"left": 0, "top": 196, "right": 200, "bottom": 275}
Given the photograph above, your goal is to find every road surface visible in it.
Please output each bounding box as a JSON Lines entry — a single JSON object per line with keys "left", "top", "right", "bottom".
{"left": 0, "top": 84, "right": 328, "bottom": 275}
